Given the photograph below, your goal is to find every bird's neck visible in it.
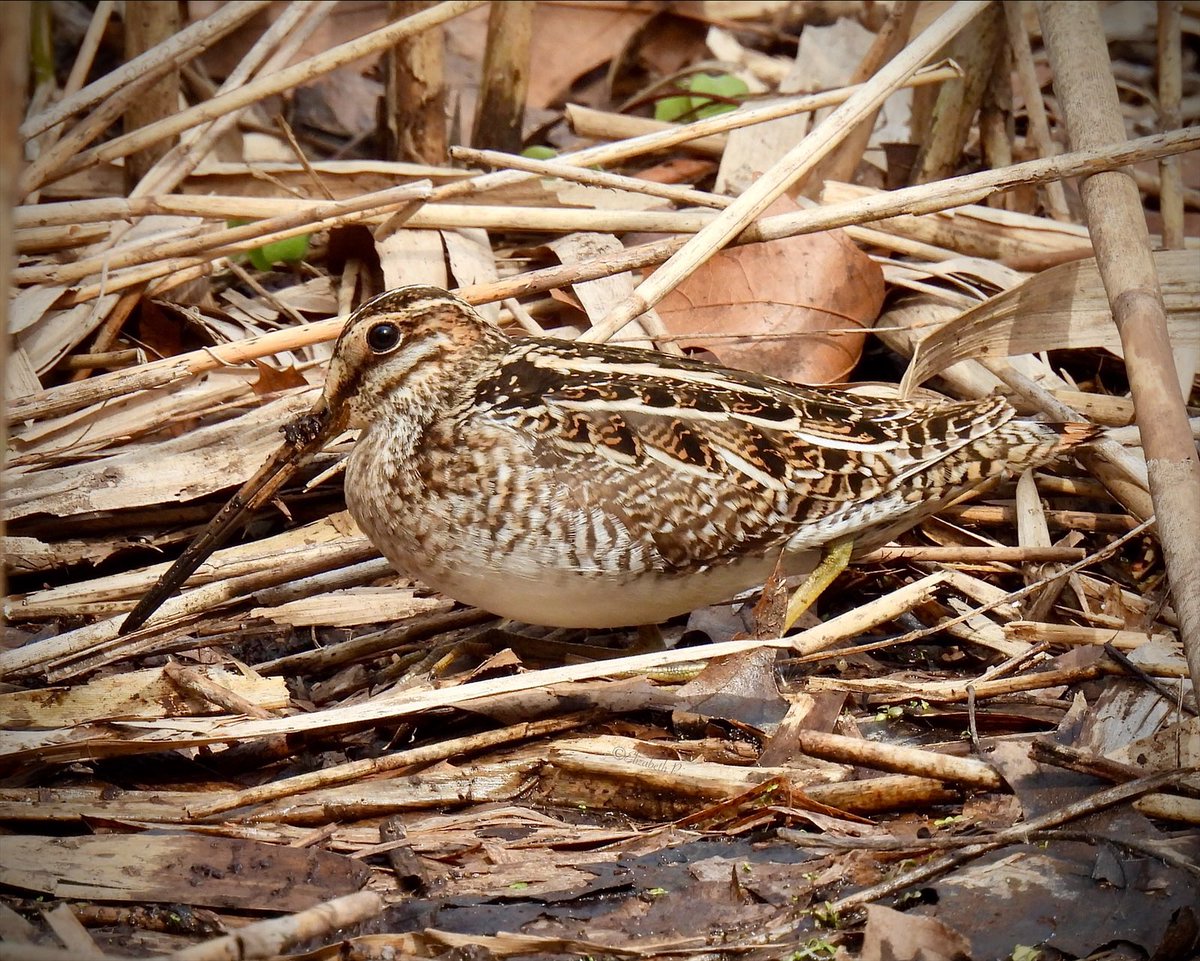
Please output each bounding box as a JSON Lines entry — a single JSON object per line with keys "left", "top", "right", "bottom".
{"left": 353, "top": 340, "right": 503, "bottom": 460}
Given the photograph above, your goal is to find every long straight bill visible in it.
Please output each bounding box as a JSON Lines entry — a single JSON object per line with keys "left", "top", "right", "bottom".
{"left": 119, "top": 405, "right": 336, "bottom": 634}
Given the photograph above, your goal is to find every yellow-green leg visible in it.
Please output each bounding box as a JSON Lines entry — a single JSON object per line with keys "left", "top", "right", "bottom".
{"left": 782, "top": 537, "right": 854, "bottom": 632}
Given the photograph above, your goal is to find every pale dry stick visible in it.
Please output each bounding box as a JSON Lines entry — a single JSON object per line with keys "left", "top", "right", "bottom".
{"left": 0, "top": 537, "right": 379, "bottom": 681}
{"left": 14, "top": 223, "right": 110, "bottom": 253}
{"left": 944, "top": 504, "right": 1135, "bottom": 533}
{"left": 162, "top": 661, "right": 275, "bottom": 719}
{"left": 1002, "top": 1, "right": 1071, "bottom": 220}
{"left": 43, "top": 557, "right": 400, "bottom": 683}
{"left": 188, "top": 715, "right": 586, "bottom": 818}
{"left": 20, "top": 67, "right": 164, "bottom": 195}
{"left": 1005, "top": 621, "right": 1178, "bottom": 650}
{"left": 856, "top": 545, "right": 1085, "bottom": 564}
{"left": 62, "top": 0, "right": 115, "bottom": 97}
{"left": 579, "top": 0, "right": 992, "bottom": 344}
{"left": 14, "top": 126, "right": 1199, "bottom": 426}
{"left": 41, "top": 0, "right": 487, "bottom": 189}
{"left": 26, "top": 574, "right": 953, "bottom": 754}
{"left": 1039, "top": 2, "right": 1200, "bottom": 689}
{"left": 503, "top": 297, "right": 546, "bottom": 335}
{"left": 19, "top": 0, "right": 271, "bottom": 139}
{"left": 1158, "top": 1, "right": 1186, "bottom": 251}
{"left": 792, "top": 729, "right": 1003, "bottom": 790}
{"left": 169, "top": 891, "right": 383, "bottom": 961}
{"left": 450, "top": 145, "right": 729, "bottom": 209}
{"left": 824, "top": 771, "right": 1190, "bottom": 915}
{"left": 795, "top": 517, "right": 1159, "bottom": 669}
{"left": 133, "top": 1, "right": 335, "bottom": 201}
{"left": 37, "top": 206, "right": 721, "bottom": 289}
{"left": 807, "top": 660, "right": 1111, "bottom": 704}
{"left": 60, "top": 349, "right": 143, "bottom": 371}
{"left": 455, "top": 153, "right": 962, "bottom": 267}
{"left": 61, "top": 188, "right": 425, "bottom": 303}
{"left": 8, "top": 539, "right": 384, "bottom": 620}
{"left": 18, "top": 193, "right": 700, "bottom": 229}
{"left": 16, "top": 181, "right": 432, "bottom": 286}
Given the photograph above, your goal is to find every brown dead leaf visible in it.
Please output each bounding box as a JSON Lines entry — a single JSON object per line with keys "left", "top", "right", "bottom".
{"left": 656, "top": 200, "right": 884, "bottom": 384}
{"left": 862, "top": 904, "right": 971, "bottom": 961}
{"left": 635, "top": 157, "right": 719, "bottom": 185}
{"left": 251, "top": 360, "right": 309, "bottom": 395}
{"left": 0, "top": 835, "right": 368, "bottom": 911}
{"left": 527, "top": 4, "right": 652, "bottom": 109}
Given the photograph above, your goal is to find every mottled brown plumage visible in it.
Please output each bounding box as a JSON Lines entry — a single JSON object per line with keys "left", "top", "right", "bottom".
{"left": 123, "top": 285, "right": 1100, "bottom": 633}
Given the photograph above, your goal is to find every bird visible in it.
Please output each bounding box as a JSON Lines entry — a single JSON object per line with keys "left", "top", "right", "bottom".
{"left": 121, "top": 284, "right": 1101, "bottom": 635}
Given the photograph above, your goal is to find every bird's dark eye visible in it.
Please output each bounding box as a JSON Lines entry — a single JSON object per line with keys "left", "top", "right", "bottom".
{"left": 367, "top": 322, "right": 401, "bottom": 353}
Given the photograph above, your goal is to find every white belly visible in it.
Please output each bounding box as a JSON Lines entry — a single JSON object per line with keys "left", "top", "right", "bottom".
{"left": 410, "top": 552, "right": 811, "bottom": 628}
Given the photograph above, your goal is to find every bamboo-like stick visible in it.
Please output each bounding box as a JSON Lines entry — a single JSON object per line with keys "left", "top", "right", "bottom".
{"left": 857, "top": 545, "right": 1086, "bottom": 564}
{"left": 1157, "top": 1, "right": 1186, "bottom": 250}
{"left": 187, "top": 715, "right": 585, "bottom": 819}
{"left": 1003, "top": 1, "right": 1071, "bottom": 220}
{"left": 40, "top": 1, "right": 487, "bottom": 188}
{"left": 1038, "top": 1, "right": 1200, "bottom": 691}
{"left": 62, "top": 1, "right": 115, "bottom": 99}
{"left": 1005, "top": 621, "right": 1178, "bottom": 650}
{"left": 561, "top": 62, "right": 961, "bottom": 158}
{"left": 19, "top": 0, "right": 271, "bottom": 139}
{"left": 15, "top": 181, "right": 431, "bottom": 286}
{"left": 793, "top": 729, "right": 1003, "bottom": 790}
{"left": 131, "top": 2, "right": 335, "bottom": 201}
{"left": 169, "top": 892, "right": 383, "bottom": 961}
{"left": 579, "top": 0, "right": 992, "bottom": 344}
{"left": 824, "top": 772, "right": 1190, "bottom": 914}
{"left": 11, "top": 126, "right": 1195, "bottom": 428}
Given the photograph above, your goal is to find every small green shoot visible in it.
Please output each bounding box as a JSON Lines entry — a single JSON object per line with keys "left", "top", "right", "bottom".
{"left": 655, "top": 72, "right": 748, "bottom": 123}
{"left": 227, "top": 219, "right": 310, "bottom": 270}
{"left": 812, "top": 901, "right": 842, "bottom": 929}
{"left": 789, "top": 937, "right": 837, "bottom": 960}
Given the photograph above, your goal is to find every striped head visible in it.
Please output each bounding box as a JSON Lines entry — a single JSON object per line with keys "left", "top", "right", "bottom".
{"left": 324, "top": 285, "right": 510, "bottom": 430}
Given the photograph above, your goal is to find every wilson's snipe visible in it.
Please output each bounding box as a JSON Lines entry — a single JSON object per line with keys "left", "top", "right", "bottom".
{"left": 122, "top": 285, "right": 1100, "bottom": 634}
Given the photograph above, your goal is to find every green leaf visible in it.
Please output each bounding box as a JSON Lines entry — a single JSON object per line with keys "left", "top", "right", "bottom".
{"left": 521, "top": 145, "right": 558, "bottom": 160}
{"left": 655, "top": 73, "right": 748, "bottom": 123}
{"left": 260, "top": 233, "right": 310, "bottom": 266}
{"left": 227, "top": 219, "right": 310, "bottom": 271}
{"left": 655, "top": 92, "right": 695, "bottom": 123}
{"left": 686, "top": 72, "right": 749, "bottom": 119}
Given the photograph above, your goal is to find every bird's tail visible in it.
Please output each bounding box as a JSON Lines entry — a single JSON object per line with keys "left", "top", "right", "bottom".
{"left": 1054, "top": 421, "right": 1106, "bottom": 450}
{"left": 972, "top": 419, "right": 1103, "bottom": 478}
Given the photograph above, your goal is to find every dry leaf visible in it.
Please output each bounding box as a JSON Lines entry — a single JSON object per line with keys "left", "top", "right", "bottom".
{"left": 656, "top": 200, "right": 884, "bottom": 384}
{"left": 251, "top": 360, "right": 309, "bottom": 395}
{"left": 901, "top": 249, "right": 1200, "bottom": 393}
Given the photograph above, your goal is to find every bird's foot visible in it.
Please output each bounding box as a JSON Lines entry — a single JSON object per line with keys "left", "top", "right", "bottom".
{"left": 782, "top": 537, "right": 854, "bottom": 632}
